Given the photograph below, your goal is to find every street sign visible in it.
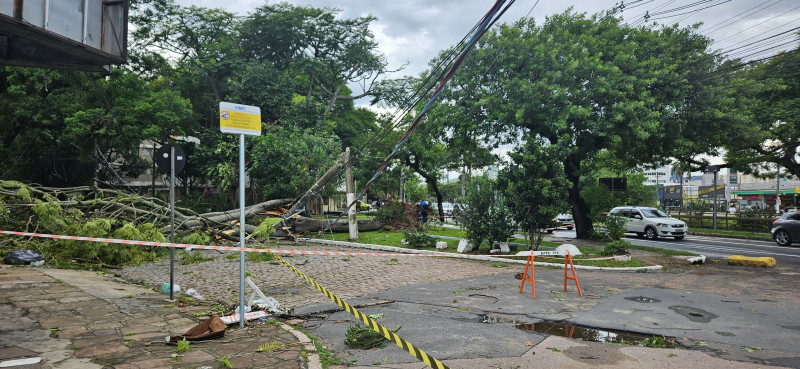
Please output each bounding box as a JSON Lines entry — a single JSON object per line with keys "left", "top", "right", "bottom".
{"left": 599, "top": 177, "right": 627, "bottom": 191}
{"left": 155, "top": 144, "right": 186, "bottom": 174}
{"left": 219, "top": 102, "right": 261, "bottom": 136}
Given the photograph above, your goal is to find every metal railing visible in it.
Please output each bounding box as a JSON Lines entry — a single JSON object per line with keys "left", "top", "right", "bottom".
{"left": 666, "top": 210, "right": 777, "bottom": 233}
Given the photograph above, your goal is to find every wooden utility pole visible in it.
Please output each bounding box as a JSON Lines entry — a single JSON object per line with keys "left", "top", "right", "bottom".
{"left": 345, "top": 147, "right": 358, "bottom": 240}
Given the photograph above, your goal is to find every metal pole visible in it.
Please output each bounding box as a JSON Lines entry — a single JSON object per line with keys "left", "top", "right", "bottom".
{"left": 239, "top": 134, "right": 246, "bottom": 328}
{"left": 713, "top": 172, "right": 717, "bottom": 231}
{"left": 169, "top": 146, "right": 175, "bottom": 300}
{"left": 776, "top": 167, "right": 781, "bottom": 214}
{"left": 345, "top": 148, "right": 358, "bottom": 240}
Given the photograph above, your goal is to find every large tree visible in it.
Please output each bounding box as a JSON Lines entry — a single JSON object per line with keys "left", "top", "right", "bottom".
{"left": 723, "top": 45, "right": 800, "bottom": 179}
{"left": 0, "top": 67, "right": 193, "bottom": 187}
{"left": 470, "top": 10, "right": 725, "bottom": 238}
{"left": 129, "top": 1, "right": 395, "bottom": 204}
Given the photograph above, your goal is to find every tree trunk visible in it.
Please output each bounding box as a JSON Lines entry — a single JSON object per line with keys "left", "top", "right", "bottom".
{"left": 404, "top": 157, "right": 445, "bottom": 222}
{"left": 174, "top": 198, "right": 293, "bottom": 230}
{"left": 564, "top": 157, "right": 593, "bottom": 239}
{"left": 271, "top": 216, "right": 383, "bottom": 236}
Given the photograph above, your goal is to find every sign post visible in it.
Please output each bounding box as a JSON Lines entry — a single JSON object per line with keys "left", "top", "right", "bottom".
{"left": 219, "top": 102, "right": 261, "bottom": 328}
{"left": 154, "top": 143, "right": 186, "bottom": 300}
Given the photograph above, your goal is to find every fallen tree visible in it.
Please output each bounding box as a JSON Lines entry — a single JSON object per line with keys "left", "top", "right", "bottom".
{"left": 0, "top": 181, "right": 292, "bottom": 242}
{"left": 271, "top": 216, "right": 384, "bottom": 237}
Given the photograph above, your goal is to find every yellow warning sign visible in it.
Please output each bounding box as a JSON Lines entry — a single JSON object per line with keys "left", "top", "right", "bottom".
{"left": 219, "top": 102, "right": 261, "bottom": 136}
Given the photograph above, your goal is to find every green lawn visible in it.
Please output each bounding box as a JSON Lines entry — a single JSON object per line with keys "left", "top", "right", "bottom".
{"left": 317, "top": 227, "right": 654, "bottom": 267}
{"left": 689, "top": 227, "right": 771, "bottom": 239}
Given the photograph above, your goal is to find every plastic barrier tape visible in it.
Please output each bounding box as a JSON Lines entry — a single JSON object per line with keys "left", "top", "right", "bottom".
{"left": 0, "top": 230, "right": 451, "bottom": 368}
{"left": 0, "top": 230, "right": 505, "bottom": 260}
{"left": 272, "top": 253, "right": 450, "bottom": 369}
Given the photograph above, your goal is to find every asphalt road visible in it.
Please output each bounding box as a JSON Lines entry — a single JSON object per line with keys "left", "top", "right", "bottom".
{"left": 551, "top": 229, "right": 800, "bottom": 267}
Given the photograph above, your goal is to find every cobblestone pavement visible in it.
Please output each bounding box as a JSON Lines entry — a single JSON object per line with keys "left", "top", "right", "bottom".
{"left": 114, "top": 239, "right": 800, "bottom": 311}
{"left": 5, "top": 237, "right": 799, "bottom": 368}
{"left": 0, "top": 266, "right": 308, "bottom": 369}
{"left": 114, "top": 241, "right": 516, "bottom": 309}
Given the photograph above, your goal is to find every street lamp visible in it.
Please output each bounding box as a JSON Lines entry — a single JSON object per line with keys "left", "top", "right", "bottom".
{"left": 707, "top": 165, "right": 723, "bottom": 230}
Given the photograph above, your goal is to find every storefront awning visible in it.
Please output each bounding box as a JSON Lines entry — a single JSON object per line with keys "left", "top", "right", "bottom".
{"left": 733, "top": 190, "right": 799, "bottom": 195}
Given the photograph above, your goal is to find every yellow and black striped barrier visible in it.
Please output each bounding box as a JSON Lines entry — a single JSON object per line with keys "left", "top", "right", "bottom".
{"left": 274, "top": 254, "right": 450, "bottom": 369}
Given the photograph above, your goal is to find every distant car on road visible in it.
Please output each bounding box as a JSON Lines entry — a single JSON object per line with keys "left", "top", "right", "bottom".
{"left": 771, "top": 211, "right": 800, "bottom": 246}
{"left": 555, "top": 213, "right": 574, "bottom": 230}
{"left": 609, "top": 206, "right": 687, "bottom": 240}
{"left": 438, "top": 202, "right": 455, "bottom": 216}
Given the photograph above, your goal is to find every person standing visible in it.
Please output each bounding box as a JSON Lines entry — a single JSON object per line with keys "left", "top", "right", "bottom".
{"left": 419, "top": 200, "right": 431, "bottom": 223}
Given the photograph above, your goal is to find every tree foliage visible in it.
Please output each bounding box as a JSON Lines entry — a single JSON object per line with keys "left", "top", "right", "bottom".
{"left": 723, "top": 44, "right": 800, "bottom": 179}
{"left": 456, "top": 176, "right": 514, "bottom": 252}
{"left": 465, "top": 10, "right": 724, "bottom": 238}
{"left": 499, "top": 138, "right": 568, "bottom": 250}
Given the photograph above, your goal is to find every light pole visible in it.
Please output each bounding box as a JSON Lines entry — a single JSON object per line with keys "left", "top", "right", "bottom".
{"left": 708, "top": 165, "right": 722, "bottom": 230}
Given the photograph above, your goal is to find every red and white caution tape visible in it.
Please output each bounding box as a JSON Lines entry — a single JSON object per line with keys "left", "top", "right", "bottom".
{"left": 0, "top": 230, "right": 516, "bottom": 260}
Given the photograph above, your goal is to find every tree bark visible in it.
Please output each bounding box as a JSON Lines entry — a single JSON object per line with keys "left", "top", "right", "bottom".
{"left": 564, "top": 156, "right": 593, "bottom": 239}
{"left": 175, "top": 198, "right": 293, "bottom": 230}
{"left": 271, "top": 216, "right": 383, "bottom": 236}
{"left": 404, "top": 157, "right": 445, "bottom": 222}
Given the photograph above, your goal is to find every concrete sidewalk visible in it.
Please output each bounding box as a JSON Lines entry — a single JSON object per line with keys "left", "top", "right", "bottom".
{"left": 0, "top": 265, "right": 318, "bottom": 369}
{"left": 4, "top": 237, "right": 800, "bottom": 369}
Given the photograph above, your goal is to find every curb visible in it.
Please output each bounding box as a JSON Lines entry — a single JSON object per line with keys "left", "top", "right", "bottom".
{"left": 280, "top": 322, "right": 322, "bottom": 369}
{"left": 298, "top": 238, "right": 663, "bottom": 271}
{"left": 727, "top": 255, "right": 777, "bottom": 267}
{"left": 688, "top": 231, "right": 772, "bottom": 242}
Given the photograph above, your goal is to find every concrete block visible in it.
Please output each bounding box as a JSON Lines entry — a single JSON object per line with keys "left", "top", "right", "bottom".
{"left": 727, "top": 255, "right": 776, "bottom": 267}
{"left": 435, "top": 241, "right": 448, "bottom": 250}
{"left": 556, "top": 244, "right": 582, "bottom": 256}
{"left": 457, "top": 239, "right": 472, "bottom": 253}
{"left": 498, "top": 242, "right": 509, "bottom": 253}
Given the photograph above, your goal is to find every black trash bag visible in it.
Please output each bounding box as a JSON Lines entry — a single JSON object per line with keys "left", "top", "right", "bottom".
{"left": 4, "top": 250, "right": 45, "bottom": 265}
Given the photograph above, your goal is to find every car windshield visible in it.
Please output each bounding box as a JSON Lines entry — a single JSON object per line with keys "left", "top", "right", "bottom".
{"left": 640, "top": 209, "right": 669, "bottom": 218}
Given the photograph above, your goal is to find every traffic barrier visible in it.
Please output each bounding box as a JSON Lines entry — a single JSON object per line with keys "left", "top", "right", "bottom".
{"left": 518, "top": 253, "right": 535, "bottom": 298}
{"left": 563, "top": 251, "right": 583, "bottom": 296}
{"left": 727, "top": 255, "right": 777, "bottom": 267}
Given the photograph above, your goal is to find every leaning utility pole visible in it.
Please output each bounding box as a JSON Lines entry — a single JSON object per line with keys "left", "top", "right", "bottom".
{"left": 345, "top": 147, "right": 358, "bottom": 240}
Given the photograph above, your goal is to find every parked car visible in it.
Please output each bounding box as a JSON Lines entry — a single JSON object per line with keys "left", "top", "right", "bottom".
{"left": 555, "top": 213, "right": 574, "bottom": 230}
{"left": 771, "top": 211, "right": 800, "bottom": 246}
{"left": 608, "top": 206, "right": 687, "bottom": 240}
{"left": 438, "top": 202, "right": 455, "bottom": 216}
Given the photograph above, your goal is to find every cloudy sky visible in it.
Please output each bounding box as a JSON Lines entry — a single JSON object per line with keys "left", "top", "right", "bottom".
{"left": 176, "top": 0, "right": 800, "bottom": 80}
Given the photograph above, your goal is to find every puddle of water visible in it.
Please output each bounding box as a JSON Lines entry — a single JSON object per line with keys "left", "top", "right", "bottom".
{"left": 669, "top": 306, "right": 718, "bottom": 323}
{"left": 515, "top": 321, "right": 677, "bottom": 348}
{"left": 624, "top": 296, "right": 661, "bottom": 303}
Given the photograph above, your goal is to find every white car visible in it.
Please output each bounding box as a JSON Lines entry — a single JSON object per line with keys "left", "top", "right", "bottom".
{"left": 608, "top": 206, "right": 687, "bottom": 240}
{"left": 555, "top": 213, "right": 574, "bottom": 230}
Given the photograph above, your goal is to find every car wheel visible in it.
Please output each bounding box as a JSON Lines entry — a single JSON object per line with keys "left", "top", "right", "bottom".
{"left": 644, "top": 227, "right": 658, "bottom": 240}
{"left": 674, "top": 236, "right": 685, "bottom": 240}
{"left": 635, "top": 232, "right": 644, "bottom": 238}
{"left": 774, "top": 230, "right": 792, "bottom": 246}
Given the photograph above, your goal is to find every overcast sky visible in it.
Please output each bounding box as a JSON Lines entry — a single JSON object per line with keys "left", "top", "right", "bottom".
{"left": 177, "top": 0, "right": 800, "bottom": 80}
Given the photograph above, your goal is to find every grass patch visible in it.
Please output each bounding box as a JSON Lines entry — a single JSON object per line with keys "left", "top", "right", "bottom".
{"left": 246, "top": 250, "right": 276, "bottom": 262}
{"left": 321, "top": 229, "right": 654, "bottom": 266}
{"left": 628, "top": 245, "right": 699, "bottom": 257}
{"left": 178, "top": 251, "right": 213, "bottom": 265}
{"left": 689, "top": 228, "right": 770, "bottom": 239}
